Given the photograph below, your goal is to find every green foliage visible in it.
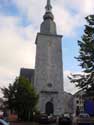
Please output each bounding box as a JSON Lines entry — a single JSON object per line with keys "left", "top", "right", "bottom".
{"left": 1, "top": 77, "right": 39, "bottom": 121}
{"left": 76, "top": 16, "right": 94, "bottom": 72}
{"left": 68, "top": 15, "right": 94, "bottom": 93}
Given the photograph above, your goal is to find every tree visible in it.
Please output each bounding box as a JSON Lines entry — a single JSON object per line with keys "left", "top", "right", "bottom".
{"left": 1, "top": 77, "right": 39, "bottom": 121}
{"left": 69, "top": 15, "right": 94, "bottom": 94}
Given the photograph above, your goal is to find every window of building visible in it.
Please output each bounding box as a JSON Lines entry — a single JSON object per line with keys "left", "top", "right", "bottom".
{"left": 76, "top": 100, "right": 79, "bottom": 104}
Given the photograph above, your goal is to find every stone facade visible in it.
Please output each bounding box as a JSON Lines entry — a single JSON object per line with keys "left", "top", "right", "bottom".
{"left": 34, "top": 33, "right": 64, "bottom": 115}
{"left": 35, "top": 33, "right": 63, "bottom": 92}
{"left": 63, "top": 92, "right": 74, "bottom": 114}
{"left": 34, "top": 0, "right": 65, "bottom": 115}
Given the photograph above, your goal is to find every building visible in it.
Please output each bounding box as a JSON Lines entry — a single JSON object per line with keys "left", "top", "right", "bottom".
{"left": 64, "top": 92, "right": 74, "bottom": 114}
{"left": 20, "top": 68, "right": 34, "bottom": 84}
{"left": 20, "top": 0, "right": 74, "bottom": 115}
{"left": 73, "top": 90, "right": 84, "bottom": 115}
{"left": 74, "top": 90, "right": 94, "bottom": 116}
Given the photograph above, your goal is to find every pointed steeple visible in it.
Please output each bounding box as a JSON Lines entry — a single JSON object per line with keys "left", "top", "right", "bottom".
{"left": 43, "top": 0, "right": 54, "bottom": 20}
{"left": 40, "top": 0, "right": 57, "bottom": 34}
{"left": 45, "top": 0, "right": 52, "bottom": 12}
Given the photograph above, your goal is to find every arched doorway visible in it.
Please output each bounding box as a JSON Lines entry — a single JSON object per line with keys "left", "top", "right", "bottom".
{"left": 45, "top": 102, "right": 54, "bottom": 115}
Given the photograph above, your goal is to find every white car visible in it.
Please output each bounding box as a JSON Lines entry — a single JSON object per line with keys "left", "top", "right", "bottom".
{"left": 0, "top": 119, "right": 9, "bottom": 125}
{"left": 79, "top": 113, "right": 90, "bottom": 118}
{"left": 77, "top": 113, "right": 91, "bottom": 124}
{"left": 63, "top": 113, "right": 70, "bottom": 118}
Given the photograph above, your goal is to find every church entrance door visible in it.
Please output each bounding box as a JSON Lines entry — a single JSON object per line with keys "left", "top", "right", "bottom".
{"left": 45, "top": 102, "right": 54, "bottom": 115}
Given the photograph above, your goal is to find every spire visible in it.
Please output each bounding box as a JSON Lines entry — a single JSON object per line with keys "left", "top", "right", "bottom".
{"left": 43, "top": 0, "right": 54, "bottom": 20}
{"left": 40, "top": 0, "right": 57, "bottom": 34}
{"left": 45, "top": 0, "right": 52, "bottom": 12}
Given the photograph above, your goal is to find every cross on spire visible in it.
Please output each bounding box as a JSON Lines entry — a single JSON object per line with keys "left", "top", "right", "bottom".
{"left": 45, "top": 0, "right": 52, "bottom": 12}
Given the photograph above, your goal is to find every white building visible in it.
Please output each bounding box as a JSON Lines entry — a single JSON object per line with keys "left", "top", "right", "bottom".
{"left": 74, "top": 90, "right": 85, "bottom": 115}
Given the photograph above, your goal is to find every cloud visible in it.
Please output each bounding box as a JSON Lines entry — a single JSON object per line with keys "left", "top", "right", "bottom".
{"left": 67, "top": 0, "right": 94, "bottom": 16}
{"left": 64, "top": 70, "right": 79, "bottom": 94}
{"left": 53, "top": 0, "right": 94, "bottom": 36}
{"left": 0, "top": 16, "right": 18, "bottom": 28}
{"left": 53, "top": 5, "right": 83, "bottom": 36}
{"left": 11, "top": 0, "right": 94, "bottom": 36}
{"left": 12, "top": 0, "right": 46, "bottom": 30}
{"left": 0, "top": 16, "right": 36, "bottom": 92}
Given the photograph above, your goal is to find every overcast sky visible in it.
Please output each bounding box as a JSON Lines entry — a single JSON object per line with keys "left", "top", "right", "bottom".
{"left": 0, "top": 0, "right": 94, "bottom": 96}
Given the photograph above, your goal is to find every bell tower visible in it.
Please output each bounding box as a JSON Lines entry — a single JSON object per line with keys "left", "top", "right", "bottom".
{"left": 34, "top": 0, "right": 64, "bottom": 115}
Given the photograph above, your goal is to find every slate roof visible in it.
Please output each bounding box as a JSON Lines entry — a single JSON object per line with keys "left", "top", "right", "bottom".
{"left": 20, "top": 68, "right": 35, "bottom": 84}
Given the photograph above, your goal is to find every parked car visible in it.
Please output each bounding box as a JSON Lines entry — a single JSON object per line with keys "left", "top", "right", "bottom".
{"left": 0, "top": 119, "right": 9, "bottom": 125}
{"left": 37, "top": 113, "right": 56, "bottom": 124}
{"left": 64, "top": 113, "right": 71, "bottom": 118}
{"left": 76, "top": 113, "right": 91, "bottom": 125}
{"left": 59, "top": 115, "right": 72, "bottom": 125}
{"left": 79, "top": 113, "right": 90, "bottom": 118}
{"left": 48, "top": 115, "right": 56, "bottom": 123}
{"left": 38, "top": 114, "right": 48, "bottom": 124}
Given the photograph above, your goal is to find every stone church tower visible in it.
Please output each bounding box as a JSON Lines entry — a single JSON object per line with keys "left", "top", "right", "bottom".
{"left": 34, "top": 0, "right": 64, "bottom": 115}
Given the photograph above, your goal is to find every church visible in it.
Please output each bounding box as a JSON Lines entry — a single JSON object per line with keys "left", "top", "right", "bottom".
{"left": 20, "top": 0, "right": 73, "bottom": 115}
